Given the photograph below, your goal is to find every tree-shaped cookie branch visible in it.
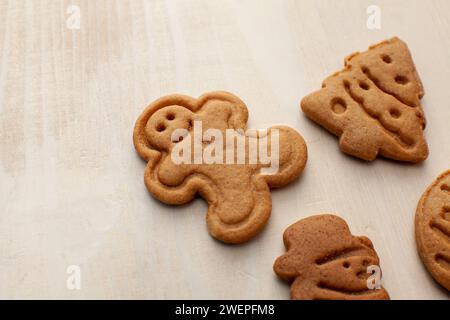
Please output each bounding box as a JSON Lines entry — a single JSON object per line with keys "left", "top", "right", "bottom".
{"left": 274, "top": 215, "right": 390, "bottom": 300}
{"left": 134, "top": 92, "right": 307, "bottom": 244}
{"left": 301, "top": 37, "right": 428, "bottom": 163}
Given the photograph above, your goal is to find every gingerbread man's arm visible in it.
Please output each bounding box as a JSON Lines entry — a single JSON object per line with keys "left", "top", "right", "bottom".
{"left": 141, "top": 155, "right": 203, "bottom": 205}
{"left": 259, "top": 126, "right": 308, "bottom": 188}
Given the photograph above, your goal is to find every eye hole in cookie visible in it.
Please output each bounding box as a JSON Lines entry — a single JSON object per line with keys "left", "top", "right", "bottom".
{"left": 390, "top": 109, "right": 401, "bottom": 119}
{"left": 381, "top": 54, "right": 392, "bottom": 64}
{"left": 440, "top": 184, "right": 450, "bottom": 193}
{"left": 395, "top": 75, "right": 409, "bottom": 85}
{"left": 166, "top": 113, "right": 175, "bottom": 121}
{"left": 156, "top": 123, "right": 166, "bottom": 132}
{"left": 343, "top": 262, "right": 350, "bottom": 269}
{"left": 359, "top": 81, "right": 370, "bottom": 90}
{"left": 331, "top": 97, "right": 347, "bottom": 114}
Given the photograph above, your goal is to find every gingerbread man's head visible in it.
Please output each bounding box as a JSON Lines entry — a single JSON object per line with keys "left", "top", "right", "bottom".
{"left": 134, "top": 91, "right": 307, "bottom": 244}
{"left": 144, "top": 105, "right": 195, "bottom": 151}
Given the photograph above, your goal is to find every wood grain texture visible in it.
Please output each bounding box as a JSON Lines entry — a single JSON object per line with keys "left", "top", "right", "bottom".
{"left": 0, "top": 0, "right": 449, "bottom": 299}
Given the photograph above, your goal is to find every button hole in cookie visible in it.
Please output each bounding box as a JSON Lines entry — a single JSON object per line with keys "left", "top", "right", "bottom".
{"left": 156, "top": 123, "right": 166, "bottom": 132}
{"left": 395, "top": 75, "right": 409, "bottom": 85}
{"left": 166, "top": 113, "right": 175, "bottom": 120}
{"left": 381, "top": 54, "right": 392, "bottom": 64}
{"left": 331, "top": 97, "right": 347, "bottom": 114}
{"left": 390, "top": 109, "right": 401, "bottom": 119}
{"left": 343, "top": 262, "right": 350, "bottom": 269}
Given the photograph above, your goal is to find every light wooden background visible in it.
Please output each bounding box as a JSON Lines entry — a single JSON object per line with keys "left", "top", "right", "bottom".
{"left": 0, "top": 0, "right": 449, "bottom": 300}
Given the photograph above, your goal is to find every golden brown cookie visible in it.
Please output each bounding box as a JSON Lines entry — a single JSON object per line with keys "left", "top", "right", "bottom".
{"left": 133, "top": 91, "right": 307, "bottom": 244}
{"left": 415, "top": 170, "right": 450, "bottom": 291}
{"left": 301, "top": 37, "right": 428, "bottom": 163}
{"left": 274, "top": 215, "right": 390, "bottom": 300}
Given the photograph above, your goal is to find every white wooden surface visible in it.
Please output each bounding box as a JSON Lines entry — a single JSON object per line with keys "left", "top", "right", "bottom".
{"left": 0, "top": 0, "right": 449, "bottom": 300}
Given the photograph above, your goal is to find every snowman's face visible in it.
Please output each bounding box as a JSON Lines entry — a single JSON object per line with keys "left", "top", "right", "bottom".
{"left": 274, "top": 215, "right": 389, "bottom": 300}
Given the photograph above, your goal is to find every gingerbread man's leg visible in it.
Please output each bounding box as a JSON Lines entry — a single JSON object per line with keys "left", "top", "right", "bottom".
{"left": 204, "top": 169, "right": 272, "bottom": 244}
{"left": 205, "top": 126, "right": 307, "bottom": 244}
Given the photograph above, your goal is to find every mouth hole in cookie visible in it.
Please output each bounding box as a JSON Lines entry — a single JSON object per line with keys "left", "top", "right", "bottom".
{"left": 166, "top": 113, "right": 175, "bottom": 121}
{"left": 156, "top": 123, "right": 166, "bottom": 132}
{"left": 390, "top": 109, "right": 401, "bottom": 119}
{"left": 381, "top": 54, "right": 392, "bottom": 64}
{"left": 359, "top": 81, "right": 370, "bottom": 90}
{"left": 331, "top": 97, "right": 347, "bottom": 114}
{"left": 395, "top": 75, "right": 409, "bottom": 85}
{"left": 440, "top": 184, "right": 450, "bottom": 193}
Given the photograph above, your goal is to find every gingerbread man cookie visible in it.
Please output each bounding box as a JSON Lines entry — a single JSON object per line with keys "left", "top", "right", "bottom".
{"left": 415, "top": 170, "right": 450, "bottom": 291}
{"left": 134, "top": 91, "right": 307, "bottom": 244}
{"left": 301, "top": 37, "right": 428, "bottom": 163}
{"left": 274, "top": 215, "right": 390, "bottom": 300}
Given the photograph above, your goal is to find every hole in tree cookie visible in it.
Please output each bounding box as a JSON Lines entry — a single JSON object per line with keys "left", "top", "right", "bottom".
{"left": 395, "top": 75, "right": 409, "bottom": 85}
{"left": 359, "top": 81, "right": 370, "bottom": 90}
{"left": 361, "top": 66, "right": 369, "bottom": 74}
{"left": 343, "top": 80, "right": 351, "bottom": 90}
{"left": 390, "top": 109, "right": 401, "bottom": 119}
{"left": 331, "top": 97, "right": 347, "bottom": 114}
{"left": 381, "top": 54, "right": 392, "bottom": 64}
